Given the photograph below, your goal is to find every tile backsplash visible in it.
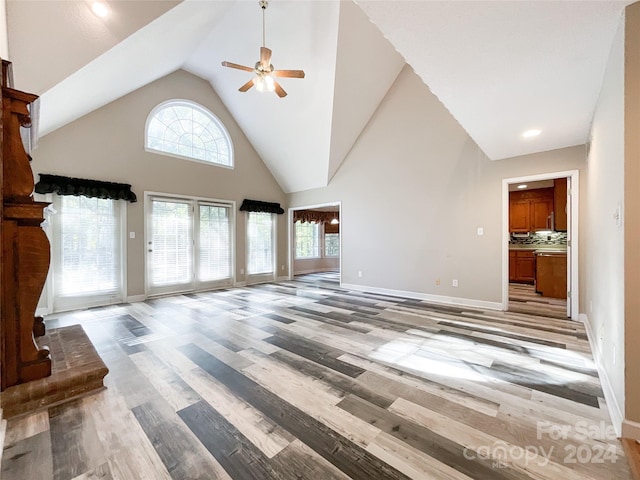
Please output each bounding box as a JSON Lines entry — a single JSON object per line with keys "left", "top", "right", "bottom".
{"left": 509, "top": 231, "right": 567, "bottom": 246}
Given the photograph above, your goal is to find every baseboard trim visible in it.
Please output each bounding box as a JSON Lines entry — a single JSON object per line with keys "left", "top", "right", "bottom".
{"left": 340, "top": 283, "right": 502, "bottom": 311}
{"left": 35, "top": 307, "right": 50, "bottom": 317}
{"left": 276, "top": 276, "right": 289, "bottom": 281}
{"left": 126, "top": 294, "right": 146, "bottom": 303}
{"left": 294, "top": 268, "right": 337, "bottom": 275}
{"left": 234, "top": 281, "right": 247, "bottom": 287}
{"left": 623, "top": 420, "right": 640, "bottom": 441}
{"left": 580, "top": 313, "right": 624, "bottom": 437}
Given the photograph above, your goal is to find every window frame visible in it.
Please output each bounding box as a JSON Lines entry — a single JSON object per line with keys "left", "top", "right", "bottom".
{"left": 144, "top": 99, "right": 234, "bottom": 169}
{"left": 294, "top": 221, "right": 321, "bottom": 259}
{"left": 144, "top": 192, "right": 236, "bottom": 297}
{"left": 47, "top": 194, "right": 127, "bottom": 313}
{"left": 324, "top": 232, "right": 340, "bottom": 258}
{"left": 246, "top": 211, "right": 276, "bottom": 284}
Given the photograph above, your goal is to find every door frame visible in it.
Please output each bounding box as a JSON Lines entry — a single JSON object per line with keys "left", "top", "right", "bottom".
{"left": 144, "top": 191, "right": 236, "bottom": 297}
{"left": 288, "top": 202, "right": 342, "bottom": 282}
{"left": 502, "top": 170, "right": 579, "bottom": 319}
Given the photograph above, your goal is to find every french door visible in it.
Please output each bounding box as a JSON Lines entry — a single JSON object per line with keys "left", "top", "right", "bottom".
{"left": 146, "top": 195, "right": 233, "bottom": 296}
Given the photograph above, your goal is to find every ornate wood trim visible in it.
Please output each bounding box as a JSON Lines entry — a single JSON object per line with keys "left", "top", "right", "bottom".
{"left": 0, "top": 60, "right": 51, "bottom": 390}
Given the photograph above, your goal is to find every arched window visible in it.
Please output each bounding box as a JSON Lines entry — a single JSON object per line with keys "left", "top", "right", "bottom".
{"left": 145, "top": 100, "right": 233, "bottom": 168}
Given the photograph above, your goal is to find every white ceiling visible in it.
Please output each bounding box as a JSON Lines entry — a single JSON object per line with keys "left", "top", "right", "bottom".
{"left": 356, "top": 0, "right": 632, "bottom": 160}
{"left": 7, "top": 0, "right": 632, "bottom": 192}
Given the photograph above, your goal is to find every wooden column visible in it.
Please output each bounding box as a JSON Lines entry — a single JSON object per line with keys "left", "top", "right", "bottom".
{"left": 0, "top": 60, "right": 51, "bottom": 390}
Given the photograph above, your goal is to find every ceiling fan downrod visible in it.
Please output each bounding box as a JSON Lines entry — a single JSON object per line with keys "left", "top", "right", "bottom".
{"left": 260, "top": 0, "right": 268, "bottom": 48}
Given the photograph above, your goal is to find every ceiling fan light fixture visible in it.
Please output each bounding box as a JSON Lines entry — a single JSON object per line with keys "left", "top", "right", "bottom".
{"left": 254, "top": 74, "right": 275, "bottom": 92}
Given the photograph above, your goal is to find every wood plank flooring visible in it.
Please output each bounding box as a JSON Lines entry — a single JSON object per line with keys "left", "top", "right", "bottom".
{"left": 1, "top": 272, "right": 632, "bottom": 480}
{"left": 508, "top": 283, "right": 568, "bottom": 319}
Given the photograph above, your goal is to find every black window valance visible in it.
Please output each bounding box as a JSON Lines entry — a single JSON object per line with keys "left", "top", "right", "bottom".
{"left": 35, "top": 174, "right": 137, "bottom": 203}
{"left": 239, "top": 199, "right": 284, "bottom": 215}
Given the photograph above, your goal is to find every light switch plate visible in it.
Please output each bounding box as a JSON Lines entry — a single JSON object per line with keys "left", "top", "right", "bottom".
{"left": 476, "top": 227, "right": 484, "bottom": 236}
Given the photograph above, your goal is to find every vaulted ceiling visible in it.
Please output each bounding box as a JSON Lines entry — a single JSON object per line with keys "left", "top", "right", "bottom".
{"left": 7, "top": 0, "right": 632, "bottom": 193}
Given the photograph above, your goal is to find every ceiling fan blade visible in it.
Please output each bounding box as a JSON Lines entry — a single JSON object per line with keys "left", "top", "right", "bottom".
{"left": 222, "top": 61, "right": 254, "bottom": 72}
{"left": 273, "top": 70, "right": 305, "bottom": 78}
{"left": 273, "top": 80, "right": 287, "bottom": 98}
{"left": 239, "top": 78, "right": 255, "bottom": 92}
{"left": 260, "top": 47, "right": 272, "bottom": 69}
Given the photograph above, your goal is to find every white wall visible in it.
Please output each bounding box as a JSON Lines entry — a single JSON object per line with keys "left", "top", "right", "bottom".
{"left": 31, "top": 69, "right": 288, "bottom": 299}
{"left": 624, "top": 2, "right": 640, "bottom": 434}
{"left": 294, "top": 257, "right": 339, "bottom": 275}
{"left": 585, "top": 11, "right": 626, "bottom": 430}
{"left": 0, "top": 0, "right": 7, "bottom": 60}
{"left": 288, "top": 65, "right": 586, "bottom": 308}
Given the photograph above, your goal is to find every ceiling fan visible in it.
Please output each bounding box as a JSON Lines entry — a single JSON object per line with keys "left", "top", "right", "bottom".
{"left": 221, "top": 0, "right": 305, "bottom": 98}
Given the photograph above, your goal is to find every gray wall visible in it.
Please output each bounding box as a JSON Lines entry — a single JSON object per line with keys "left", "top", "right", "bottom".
{"left": 31, "top": 69, "right": 288, "bottom": 299}
{"left": 289, "top": 65, "right": 586, "bottom": 308}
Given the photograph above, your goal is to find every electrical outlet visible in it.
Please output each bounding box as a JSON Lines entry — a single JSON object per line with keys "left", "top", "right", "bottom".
{"left": 435, "top": 278, "right": 440, "bottom": 286}
{"left": 240, "top": 268, "right": 244, "bottom": 275}
{"left": 129, "top": 231, "right": 135, "bottom": 239}
{"left": 476, "top": 227, "right": 483, "bottom": 236}
{"left": 358, "top": 271, "right": 362, "bottom": 278}
{"left": 281, "top": 265, "right": 285, "bottom": 271}
{"left": 452, "top": 279, "right": 458, "bottom": 287}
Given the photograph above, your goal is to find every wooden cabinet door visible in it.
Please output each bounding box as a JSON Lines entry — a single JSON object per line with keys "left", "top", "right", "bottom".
{"left": 554, "top": 178, "right": 568, "bottom": 231}
{"left": 536, "top": 253, "right": 567, "bottom": 298}
{"left": 530, "top": 198, "right": 553, "bottom": 230}
{"left": 516, "top": 251, "right": 535, "bottom": 283}
{"left": 509, "top": 200, "right": 530, "bottom": 232}
{"left": 509, "top": 251, "right": 517, "bottom": 282}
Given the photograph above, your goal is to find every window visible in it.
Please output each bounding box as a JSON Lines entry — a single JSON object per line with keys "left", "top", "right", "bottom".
{"left": 51, "top": 195, "right": 124, "bottom": 311}
{"left": 325, "top": 233, "right": 340, "bottom": 257}
{"left": 199, "top": 204, "right": 231, "bottom": 282}
{"left": 247, "top": 212, "right": 275, "bottom": 276}
{"left": 147, "top": 195, "right": 234, "bottom": 295}
{"left": 145, "top": 100, "right": 233, "bottom": 167}
{"left": 295, "top": 221, "right": 320, "bottom": 258}
{"left": 149, "top": 199, "right": 193, "bottom": 288}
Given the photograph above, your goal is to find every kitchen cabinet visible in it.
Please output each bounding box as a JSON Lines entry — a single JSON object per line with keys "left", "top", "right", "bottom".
{"left": 509, "top": 188, "right": 554, "bottom": 233}
{"left": 509, "top": 200, "right": 530, "bottom": 232}
{"left": 509, "top": 251, "right": 517, "bottom": 281}
{"left": 554, "top": 178, "right": 568, "bottom": 231}
{"left": 509, "top": 250, "right": 535, "bottom": 284}
{"left": 530, "top": 197, "right": 554, "bottom": 231}
{"left": 536, "top": 252, "right": 567, "bottom": 298}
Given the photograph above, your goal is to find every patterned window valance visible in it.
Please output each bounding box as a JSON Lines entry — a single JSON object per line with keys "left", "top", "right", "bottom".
{"left": 35, "top": 174, "right": 137, "bottom": 203}
{"left": 294, "top": 210, "right": 339, "bottom": 224}
{"left": 239, "top": 199, "right": 284, "bottom": 215}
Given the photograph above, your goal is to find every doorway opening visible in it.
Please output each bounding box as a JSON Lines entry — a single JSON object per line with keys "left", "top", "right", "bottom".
{"left": 288, "top": 203, "right": 341, "bottom": 286}
{"left": 502, "top": 170, "right": 579, "bottom": 320}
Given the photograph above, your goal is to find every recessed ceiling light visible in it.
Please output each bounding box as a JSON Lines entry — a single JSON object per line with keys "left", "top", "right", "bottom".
{"left": 91, "top": 2, "right": 109, "bottom": 18}
{"left": 517, "top": 184, "right": 528, "bottom": 189}
{"left": 522, "top": 129, "right": 541, "bottom": 138}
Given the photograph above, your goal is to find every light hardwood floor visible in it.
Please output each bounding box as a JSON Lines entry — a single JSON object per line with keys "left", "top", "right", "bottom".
{"left": 508, "top": 283, "right": 568, "bottom": 319}
{"left": 1, "top": 272, "right": 632, "bottom": 479}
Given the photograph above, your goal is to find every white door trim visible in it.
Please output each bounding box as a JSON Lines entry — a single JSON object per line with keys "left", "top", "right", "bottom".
{"left": 288, "top": 202, "right": 342, "bottom": 283}
{"left": 502, "top": 170, "right": 579, "bottom": 319}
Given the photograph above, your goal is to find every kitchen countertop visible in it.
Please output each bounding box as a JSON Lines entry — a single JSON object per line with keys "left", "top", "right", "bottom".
{"left": 509, "top": 244, "right": 567, "bottom": 253}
